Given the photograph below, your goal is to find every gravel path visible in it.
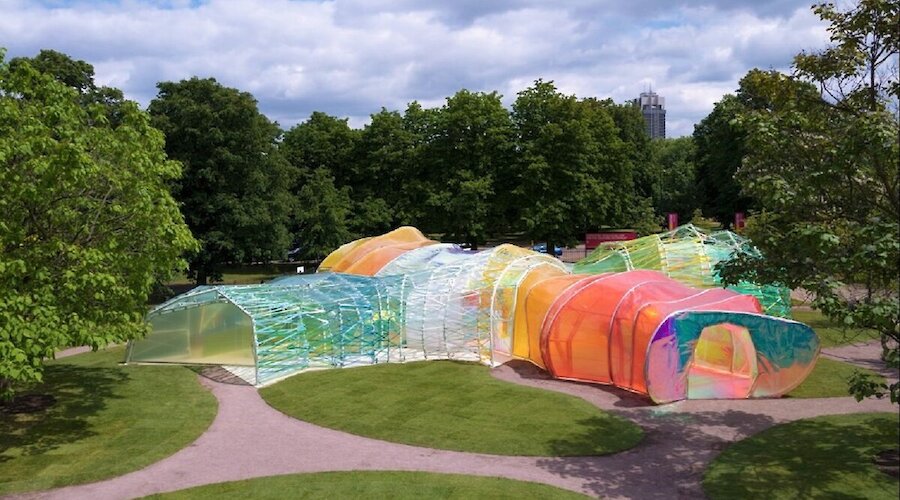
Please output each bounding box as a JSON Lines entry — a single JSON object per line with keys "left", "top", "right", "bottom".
{"left": 11, "top": 343, "right": 896, "bottom": 500}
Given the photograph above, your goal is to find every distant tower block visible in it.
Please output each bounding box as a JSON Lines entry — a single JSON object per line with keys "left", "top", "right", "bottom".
{"left": 634, "top": 90, "right": 666, "bottom": 139}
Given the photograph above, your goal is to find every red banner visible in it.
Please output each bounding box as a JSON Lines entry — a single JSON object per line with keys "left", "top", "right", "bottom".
{"left": 735, "top": 212, "right": 745, "bottom": 230}
{"left": 585, "top": 231, "right": 637, "bottom": 249}
{"left": 667, "top": 212, "right": 679, "bottom": 230}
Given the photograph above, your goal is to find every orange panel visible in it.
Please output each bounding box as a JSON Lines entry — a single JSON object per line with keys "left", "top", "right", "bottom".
{"left": 511, "top": 265, "right": 569, "bottom": 359}
{"left": 521, "top": 275, "right": 586, "bottom": 368}
{"left": 343, "top": 240, "right": 435, "bottom": 276}
{"left": 540, "top": 270, "right": 665, "bottom": 384}
{"left": 319, "top": 237, "right": 372, "bottom": 272}
{"left": 331, "top": 227, "right": 432, "bottom": 273}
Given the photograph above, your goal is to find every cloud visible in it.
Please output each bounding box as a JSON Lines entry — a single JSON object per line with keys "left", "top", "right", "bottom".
{"left": 0, "top": 0, "right": 829, "bottom": 136}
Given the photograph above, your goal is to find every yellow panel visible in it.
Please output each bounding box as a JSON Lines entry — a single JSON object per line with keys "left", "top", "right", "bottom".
{"left": 130, "top": 302, "right": 255, "bottom": 366}
{"left": 319, "top": 237, "right": 372, "bottom": 272}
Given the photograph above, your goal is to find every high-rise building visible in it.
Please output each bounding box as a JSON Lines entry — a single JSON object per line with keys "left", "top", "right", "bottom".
{"left": 634, "top": 91, "right": 666, "bottom": 139}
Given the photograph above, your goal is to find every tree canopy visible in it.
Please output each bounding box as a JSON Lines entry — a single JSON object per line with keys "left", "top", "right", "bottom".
{"left": 0, "top": 52, "right": 196, "bottom": 395}
{"left": 719, "top": 0, "right": 899, "bottom": 403}
{"left": 148, "top": 77, "right": 295, "bottom": 283}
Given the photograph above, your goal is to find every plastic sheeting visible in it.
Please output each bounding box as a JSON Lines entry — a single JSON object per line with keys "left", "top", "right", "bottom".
{"left": 573, "top": 224, "right": 792, "bottom": 318}
{"left": 129, "top": 227, "right": 819, "bottom": 403}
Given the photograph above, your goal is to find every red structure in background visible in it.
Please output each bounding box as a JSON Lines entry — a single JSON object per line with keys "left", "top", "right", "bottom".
{"left": 667, "top": 212, "right": 679, "bottom": 230}
{"left": 585, "top": 230, "right": 638, "bottom": 250}
{"left": 735, "top": 212, "right": 746, "bottom": 230}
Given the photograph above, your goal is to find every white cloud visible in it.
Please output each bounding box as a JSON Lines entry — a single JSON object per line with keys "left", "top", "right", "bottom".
{"left": 0, "top": 0, "right": 830, "bottom": 136}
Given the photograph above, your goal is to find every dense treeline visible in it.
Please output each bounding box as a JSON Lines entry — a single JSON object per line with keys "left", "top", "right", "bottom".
{"left": 279, "top": 82, "right": 670, "bottom": 259}
{"left": 5, "top": 48, "right": 739, "bottom": 283}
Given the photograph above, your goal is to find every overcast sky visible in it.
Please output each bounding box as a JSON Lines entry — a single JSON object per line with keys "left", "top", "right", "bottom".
{"left": 1, "top": 0, "right": 830, "bottom": 136}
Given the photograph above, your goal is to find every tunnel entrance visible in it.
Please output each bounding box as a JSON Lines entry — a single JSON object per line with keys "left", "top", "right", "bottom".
{"left": 687, "top": 322, "right": 758, "bottom": 399}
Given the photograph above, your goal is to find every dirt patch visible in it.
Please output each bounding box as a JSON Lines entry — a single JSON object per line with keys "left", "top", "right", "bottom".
{"left": 0, "top": 393, "right": 57, "bottom": 414}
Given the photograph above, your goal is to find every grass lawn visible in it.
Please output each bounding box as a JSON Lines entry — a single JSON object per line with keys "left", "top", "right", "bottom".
{"left": 146, "top": 471, "right": 590, "bottom": 499}
{"left": 787, "top": 357, "right": 886, "bottom": 398}
{"left": 704, "top": 412, "right": 899, "bottom": 499}
{"left": 260, "top": 361, "right": 643, "bottom": 456}
{"left": 0, "top": 347, "right": 217, "bottom": 495}
{"left": 793, "top": 308, "right": 881, "bottom": 348}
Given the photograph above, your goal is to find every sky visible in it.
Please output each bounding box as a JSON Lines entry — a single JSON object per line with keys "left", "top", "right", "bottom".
{"left": 0, "top": 0, "right": 831, "bottom": 136}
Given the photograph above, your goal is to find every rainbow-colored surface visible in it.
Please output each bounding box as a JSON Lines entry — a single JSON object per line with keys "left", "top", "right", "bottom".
{"left": 127, "top": 226, "right": 819, "bottom": 403}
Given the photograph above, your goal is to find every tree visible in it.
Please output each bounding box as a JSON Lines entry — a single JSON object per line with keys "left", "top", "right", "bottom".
{"left": 512, "top": 80, "right": 650, "bottom": 251}
{"left": 0, "top": 52, "right": 196, "bottom": 395}
{"left": 282, "top": 112, "right": 394, "bottom": 237}
{"left": 719, "top": 0, "right": 899, "bottom": 403}
{"left": 149, "top": 78, "right": 294, "bottom": 284}
{"left": 422, "top": 90, "right": 515, "bottom": 247}
{"left": 355, "top": 108, "right": 421, "bottom": 227}
{"left": 293, "top": 169, "right": 353, "bottom": 260}
{"left": 9, "top": 49, "right": 127, "bottom": 125}
{"left": 693, "top": 94, "right": 754, "bottom": 226}
{"left": 650, "top": 137, "right": 699, "bottom": 221}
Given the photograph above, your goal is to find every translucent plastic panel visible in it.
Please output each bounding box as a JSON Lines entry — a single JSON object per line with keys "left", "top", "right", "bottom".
{"left": 221, "top": 276, "right": 406, "bottom": 383}
{"left": 540, "top": 271, "right": 663, "bottom": 384}
{"left": 129, "top": 301, "right": 254, "bottom": 366}
{"left": 329, "top": 226, "right": 432, "bottom": 273}
{"left": 646, "top": 311, "right": 818, "bottom": 403}
{"left": 490, "top": 256, "right": 568, "bottom": 356}
{"left": 522, "top": 275, "right": 587, "bottom": 368}
{"left": 344, "top": 240, "right": 436, "bottom": 276}
{"left": 318, "top": 237, "right": 371, "bottom": 272}
{"left": 573, "top": 224, "right": 792, "bottom": 318}
{"left": 511, "top": 265, "right": 572, "bottom": 361}
{"left": 376, "top": 244, "right": 463, "bottom": 276}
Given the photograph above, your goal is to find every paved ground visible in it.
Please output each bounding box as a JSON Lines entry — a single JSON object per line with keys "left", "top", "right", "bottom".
{"left": 13, "top": 343, "right": 897, "bottom": 500}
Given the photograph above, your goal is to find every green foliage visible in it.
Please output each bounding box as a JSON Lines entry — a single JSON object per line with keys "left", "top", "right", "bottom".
{"left": 719, "top": 0, "right": 899, "bottom": 404}
{"left": 704, "top": 413, "right": 899, "bottom": 499}
{"left": 650, "top": 137, "right": 699, "bottom": 221}
{"left": 692, "top": 94, "right": 754, "bottom": 226}
{"left": 148, "top": 471, "right": 590, "bottom": 500}
{"left": 0, "top": 53, "right": 196, "bottom": 394}
{"left": 422, "top": 90, "right": 515, "bottom": 247}
{"left": 149, "top": 77, "right": 294, "bottom": 284}
{"left": 293, "top": 168, "right": 353, "bottom": 260}
{"left": 511, "top": 80, "right": 654, "bottom": 249}
{"left": 9, "top": 49, "right": 127, "bottom": 126}
{"left": 0, "top": 348, "right": 216, "bottom": 494}
{"left": 261, "top": 360, "right": 643, "bottom": 456}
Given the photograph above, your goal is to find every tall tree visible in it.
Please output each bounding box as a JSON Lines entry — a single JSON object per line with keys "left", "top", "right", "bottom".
{"left": 423, "top": 90, "right": 515, "bottom": 247}
{"left": 719, "top": 0, "right": 899, "bottom": 403}
{"left": 512, "top": 80, "right": 649, "bottom": 252}
{"left": 693, "top": 94, "right": 754, "bottom": 226}
{"left": 604, "top": 99, "right": 658, "bottom": 201}
{"left": 293, "top": 168, "right": 353, "bottom": 260}
{"left": 0, "top": 52, "right": 196, "bottom": 395}
{"left": 282, "top": 112, "right": 392, "bottom": 237}
{"left": 9, "top": 49, "right": 127, "bottom": 125}
{"left": 355, "top": 108, "right": 420, "bottom": 227}
{"left": 149, "top": 77, "right": 294, "bottom": 284}
{"left": 650, "top": 137, "right": 699, "bottom": 221}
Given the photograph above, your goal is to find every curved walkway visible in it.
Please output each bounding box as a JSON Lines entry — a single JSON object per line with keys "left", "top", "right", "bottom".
{"left": 12, "top": 343, "right": 897, "bottom": 500}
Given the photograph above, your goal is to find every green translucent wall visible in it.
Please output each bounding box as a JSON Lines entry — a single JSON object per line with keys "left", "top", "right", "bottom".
{"left": 128, "top": 297, "right": 255, "bottom": 366}
{"left": 573, "top": 224, "right": 791, "bottom": 318}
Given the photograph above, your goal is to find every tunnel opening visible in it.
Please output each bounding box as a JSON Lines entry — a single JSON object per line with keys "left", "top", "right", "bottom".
{"left": 687, "top": 322, "right": 758, "bottom": 399}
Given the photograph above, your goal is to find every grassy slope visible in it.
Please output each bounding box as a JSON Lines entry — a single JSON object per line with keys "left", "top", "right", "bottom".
{"left": 147, "top": 471, "right": 590, "bottom": 500}
{"left": 0, "top": 347, "right": 217, "bottom": 494}
{"left": 704, "top": 412, "right": 899, "bottom": 500}
{"left": 261, "top": 360, "right": 643, "bottom": 456}
{"left": 787, "top": 357, "right": 885, "bottom": 398}
{"left": 793, "top": 309, "right": 881, "bottom": 348}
